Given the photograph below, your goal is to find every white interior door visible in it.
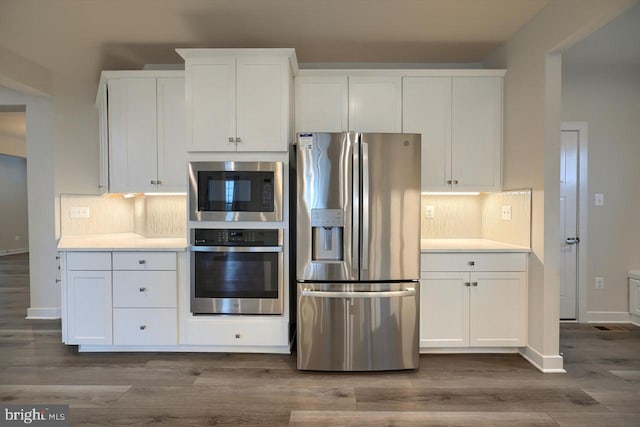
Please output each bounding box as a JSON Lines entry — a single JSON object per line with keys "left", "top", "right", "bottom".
{"left": 560, "top": 130, "right": 579, "bottom": 319}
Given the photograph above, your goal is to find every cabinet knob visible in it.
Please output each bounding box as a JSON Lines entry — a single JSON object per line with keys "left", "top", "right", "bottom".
{"left": 235, "top": 333, "right": 241, "bottom": 339}
{"left": 228, "top": 137, "right": 235, "bottom": 143}
{"left": 150, "top": 180, "right": 156, "bottom": 185}
{"left": 235, "top": 137, "right": 241, "bottom": 143}
{"left": 471, "top": 282, "right": 478, "bottom": 287}
{"left": 447, "top": 180, "right": 452, "bottom": 184}
{"left": 156, "top": 180, "right": 162, "bottom": 185}
{"left": 139, "top": 325, "right": 147, "bottom": 330}
{"left": 138, "top": 260, "right": 146, "bottom": 265}
{"left": 139, "top": 287, "right": 146, "bottom": 292}
{"left": 98, "top": 185, "right": 104, "bottom": 189}
{"left": 453, "top": 180, "right": 459, "bottom": 184}
{"left": 464, "top": 282, "right": 471, "bottom": 287}
{"left": 468, "top": 261, "right": 475, "bottom": 266}
{"left": 55, "top": 256, "right": 60, "bottom": 260}
{"left": 56, "top": 279, "right": 61, "bottom": 283}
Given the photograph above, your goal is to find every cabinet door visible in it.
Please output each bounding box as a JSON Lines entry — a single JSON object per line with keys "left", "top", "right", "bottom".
{"left": 469, "top": 271, "right": 526, "bottom": 347}
{"left": 65, "top": 270, "right": 112, "bottom": 345}
{"left": 402, "top": 77, "right": 452, "bottom": 192}
{"left": 97, "top": 85, "right": 109, "bottom": 194}
{"left": 108, "top": 78, "right": 158, "bottom": 193}
{"left": 295, "top": 75, "right": 348, "bottom": 133}
{"left": 187, "top": 58, "right": 236, "bottom": 151}
{"left": 236, "top": 56, "right": 290, "bottom": 152}
{"left": 156, "top": 77, "right": 187, "bottom": 192}
{"left": 451, "top": 77, "right": 502, "bottom": 192}
{"left": 349, "top": 76, "right": 402, "bottom": 133}
{"left": 420, "top": 272, "right": 469, "bottom": 347}
{"left": 630, "top": 279, "right": 640, "bottom": 316}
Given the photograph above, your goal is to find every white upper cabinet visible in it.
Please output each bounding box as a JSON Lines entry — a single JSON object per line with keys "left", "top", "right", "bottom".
{"left": 295, "top": 76, "right": 348, "bottom": 133}
{"left": 294, "top": 72, "right": 401, "bottom": 134}
{"left": 178, "top": 49, "right": 297, "bottom": 152}
{"left": 100, "top": 71, "right": 186, "bottom": 194}
{"left": 348, "top": 76, "right": 402, "bottom": 133}
{"left": 402, "top": 74, "right": 503, "bottom": 192}
{"left": 451, "top": 77, "right": 502, "bottom": 192}
{"left": 402, "top": 77, "right": 451, "bottom": 192}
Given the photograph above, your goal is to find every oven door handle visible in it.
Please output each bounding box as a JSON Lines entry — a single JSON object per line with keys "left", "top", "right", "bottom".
{"left": 190, "top": 246, "right": 283, "bottom": 253}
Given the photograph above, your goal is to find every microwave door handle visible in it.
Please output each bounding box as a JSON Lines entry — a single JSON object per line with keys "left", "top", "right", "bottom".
{"left": 352, "top": 133, "right": 359, "bottom": 276}
{"left": 361, "top": 139, "right": 369, "bottom": 272}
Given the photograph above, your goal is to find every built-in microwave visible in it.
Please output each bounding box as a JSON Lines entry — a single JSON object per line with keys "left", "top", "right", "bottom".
{"left": 189, "top": 161, "right": 283, "bottom": 222}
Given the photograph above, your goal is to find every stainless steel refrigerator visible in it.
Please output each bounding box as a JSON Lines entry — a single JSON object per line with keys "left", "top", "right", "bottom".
{"left": 295, "top": 132, "right": 421, "bottom": 371}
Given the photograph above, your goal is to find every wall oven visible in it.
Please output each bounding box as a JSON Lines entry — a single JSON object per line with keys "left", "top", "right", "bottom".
{"left": 190, "top": 228, "right": 284, "bottom": 315}
{"left": 189, "top": 161, "right": 283, "bottom": 222}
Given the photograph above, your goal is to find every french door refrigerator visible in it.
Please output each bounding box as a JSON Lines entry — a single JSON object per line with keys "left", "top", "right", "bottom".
{"left": 295, "top": 132, "right": 421, "bottom": 371}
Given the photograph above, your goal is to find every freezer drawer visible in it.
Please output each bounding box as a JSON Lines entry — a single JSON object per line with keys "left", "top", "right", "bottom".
{"left": 297, "top": 282, "right": 419, "bottom": 371}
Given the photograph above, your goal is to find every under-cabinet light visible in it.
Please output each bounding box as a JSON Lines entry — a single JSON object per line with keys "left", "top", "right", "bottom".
{"left": 421, "top": 192, "right": 480, "bottom": 196}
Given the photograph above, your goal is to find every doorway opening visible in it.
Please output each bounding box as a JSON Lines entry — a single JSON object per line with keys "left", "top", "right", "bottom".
{"left": 560, "top": 122, "right": 588, "bottom": 322}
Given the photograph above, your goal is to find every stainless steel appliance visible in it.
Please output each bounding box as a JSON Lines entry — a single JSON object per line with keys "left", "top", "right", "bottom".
{"left": 190, "top": 228, "right": 284, "bottom": 314}
{"left": 295, "top": 132, "right": 421, "bottom": 371}
{"left": 189, "top": 161, "right": 283, "bottom": 222}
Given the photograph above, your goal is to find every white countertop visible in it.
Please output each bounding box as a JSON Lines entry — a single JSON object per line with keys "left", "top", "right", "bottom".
{"left": 630, "top": 270, "right": 640, "bottom": 280}
{"left": 421, "top": 238, "right": 531, "bottom": 253}
{"left": 58, "top": 233, "right": 187, "bottom": 251}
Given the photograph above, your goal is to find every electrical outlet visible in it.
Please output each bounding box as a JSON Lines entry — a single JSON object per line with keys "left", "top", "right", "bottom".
{"left": 594, "top": 193, "right": 604, "bottom": 206}
{"left": 501, "top": 205, "right": 512, "bottom": 220}
{"left": 595, "top": 277, "right": 604, "bottom": 289}
{"left": 70, "top": 206, "right": 90, "bottom": 218}
{"left": 425, "top": 205, "right": 435, "bottom": 219}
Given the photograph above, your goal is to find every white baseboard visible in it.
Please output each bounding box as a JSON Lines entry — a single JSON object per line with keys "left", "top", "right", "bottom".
{"left": 78, "top": 344, "right": 291, "bottom": 353}
{"left": 421, "top": 347, "right": 518, "bottom": 354}
{"left": 630, "top": 313, "right": 640, "bottom": 327}
{"left": 587, "top": 311, "right": 631, "bottom": 323}
{"left": 518, "top": 346, "right": 565, "bottom": 373}
{"left": 0, "top": 248, "right": 28, "bottom": 256}
{"left": 26, "top": 307, "right": 61, "bottom": 319}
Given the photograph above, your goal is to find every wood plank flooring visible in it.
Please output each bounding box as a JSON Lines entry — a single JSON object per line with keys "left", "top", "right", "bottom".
{"left": 1, "top": 253, "right": 639, "bottom": 426}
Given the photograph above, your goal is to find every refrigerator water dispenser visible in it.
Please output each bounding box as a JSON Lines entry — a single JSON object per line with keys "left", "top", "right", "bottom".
{"left": 311, "top": 209, "right": 344, "bottom": 261}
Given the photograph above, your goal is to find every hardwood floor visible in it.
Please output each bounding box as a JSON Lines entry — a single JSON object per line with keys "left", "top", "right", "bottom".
{"left": 1, "top": 253, "right": 639, "bottom": 426}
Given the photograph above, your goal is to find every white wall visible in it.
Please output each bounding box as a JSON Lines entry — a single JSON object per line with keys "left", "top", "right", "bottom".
{"left": 563, "top": 63, "right": 640, "bottom": 315}
{"left": 483, "top": 0, "right": 635, "bottom": 371}
{"left": 0, "top": 85, "right": 57, "bottom": 318}
{"left": 0, "top": 154, "right": 29, "bottom": 254}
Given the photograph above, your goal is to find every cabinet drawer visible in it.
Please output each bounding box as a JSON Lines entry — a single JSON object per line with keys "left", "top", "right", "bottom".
{"left": 112, "top": 252, "right": 176, "bottom": 270}
{"left": 66, "top": 252, "right": 111, "bottom": 271}
{"left": 187, "top": 318, "right": 288, "bottom": 347}
{"left": 113, "top": 271, "right": 177, "bottom": 308}
{"left": 113, "top": 308, "right": 177, "bottom": 346}
{"left": 421, "top": 252, "right": 527, "bottom": 273}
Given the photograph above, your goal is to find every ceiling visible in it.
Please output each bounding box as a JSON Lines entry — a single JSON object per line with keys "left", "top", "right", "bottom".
{"left": 0, "top": 0, "right": 550, "bottom": 80}
{"left": 563, "top": 2, "right": 640, "bottom": 65}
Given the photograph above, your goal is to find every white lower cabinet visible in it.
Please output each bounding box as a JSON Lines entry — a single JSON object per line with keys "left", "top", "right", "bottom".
{"left": 420, "top": 252, "right": 527, "bottom": 350}
{"left": 630, "top": 278, "right": 640, "bottom": 319}
{"left": 113, "top": 308, "right": 177, "bottom": 346}
{"left": 64, "top": 253, "right": 112, "bottom": 345}
{"left": 63, "top": 251, "right": 178, "bottom": 348}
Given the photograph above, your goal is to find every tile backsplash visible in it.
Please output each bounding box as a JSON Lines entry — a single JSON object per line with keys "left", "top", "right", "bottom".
{"left": 421, "top": 189, "right": 531, "bottom": 247}
{"left": 61, "top": 194, "right": 186, "bottom": 238}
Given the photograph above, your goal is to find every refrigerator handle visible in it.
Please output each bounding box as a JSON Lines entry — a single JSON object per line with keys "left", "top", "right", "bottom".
{"left": 362, "top": 140, "right": 370, "bottom": 271}
{"left": 352, "top": 134, "right": 360, "bottom": 274}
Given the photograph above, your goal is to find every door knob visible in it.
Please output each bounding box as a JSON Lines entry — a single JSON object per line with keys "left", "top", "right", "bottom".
{"left": 565, "top": 237, "right": 580, "bottom": 245}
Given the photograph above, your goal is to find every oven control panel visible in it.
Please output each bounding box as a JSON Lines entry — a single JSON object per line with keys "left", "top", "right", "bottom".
{"left": 193, "top": 229, "right": 281, "bottom": 246}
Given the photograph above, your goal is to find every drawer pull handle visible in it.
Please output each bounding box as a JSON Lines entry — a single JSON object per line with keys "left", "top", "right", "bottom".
{"left": 139, "top": 325, "right": 147, "bottom": 330}
{"left": 468, "top": 261, "right": 475, "bottom": 266}
{"left": 471, "top": 282, "right": 478, "bottom": 287}
{"left": 139, "top": 287, "right": 146, "bottom": 292}
{"left": 235, "top": 334, "right": 241, "bottom": 339}
{"left": 464, "top": 282, "right": 471, "bottom": 287}
{"left": 138, "top": 260, "right": 146, "bottom": 265}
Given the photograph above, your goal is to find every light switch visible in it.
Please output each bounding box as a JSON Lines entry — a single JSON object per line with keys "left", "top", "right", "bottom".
{"left": 594, "top": 193, "right": 604, "bottom": 206}
{"left": 501, "top": 205, "right": 512, "bottom": 220}
{"left": 425, "top": 205, "right": 435, "bottom": 219}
